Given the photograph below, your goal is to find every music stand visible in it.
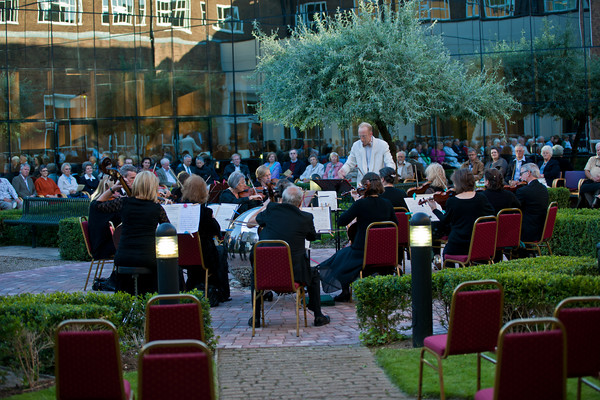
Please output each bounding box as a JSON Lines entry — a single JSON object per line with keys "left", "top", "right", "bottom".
{"left": 311, "top": 179, "right": 353, "bottom": 194}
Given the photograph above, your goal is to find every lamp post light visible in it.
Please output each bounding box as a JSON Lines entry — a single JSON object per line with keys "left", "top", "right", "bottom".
{"left": 156, "top": 223, "right": 179, "bottom": 298}
{"left": 410, "top": 212, "right": 433, "bottom": 348}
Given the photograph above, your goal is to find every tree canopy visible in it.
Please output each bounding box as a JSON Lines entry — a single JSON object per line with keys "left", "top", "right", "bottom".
{"left": 253, "top": 0, "right": 519, "bottom": 147}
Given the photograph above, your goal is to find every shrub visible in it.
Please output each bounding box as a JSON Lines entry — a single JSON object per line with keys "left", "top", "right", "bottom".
{"left": 0, "top": 289, "right": 214, "bottom": 387}
{"left": 550, "top": 209, "right": 600, "bottom": 257}
{"left": 58, "top": 217, "right": 90, "bottom": 261}
{"left": 353, "top": 256, "right": 600, "bottom": 346}
{"left": 547, "top": 187, "right": 571, "bottom": 209}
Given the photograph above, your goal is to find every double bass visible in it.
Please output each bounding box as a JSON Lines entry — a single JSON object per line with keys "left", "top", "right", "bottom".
{"left": 99, "top": 157, "right": 132, "bottom": 197}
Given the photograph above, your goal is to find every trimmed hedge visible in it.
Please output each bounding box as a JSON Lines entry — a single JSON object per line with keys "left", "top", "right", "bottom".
{"left": 352, "top": 256, "right": 600, "bottom": 346}
{"left": 58, "top": 217, "right": 90, "bottom": 261}
{"left": 0, "top": 289, "right": 215, "bottom": 386}
{"left": 547, "top": 187, "right": 571, "bottom": 209}
{"left": 550, "top": 209, "right": 600, "bottom": 258}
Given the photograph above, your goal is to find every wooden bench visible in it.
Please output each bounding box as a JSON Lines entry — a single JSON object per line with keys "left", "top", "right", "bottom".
{"left": 4, "top": 197, "right": 90, "bottom": 247}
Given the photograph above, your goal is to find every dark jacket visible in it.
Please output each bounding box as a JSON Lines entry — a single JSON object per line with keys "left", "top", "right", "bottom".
{"left": 193, "top": 165, "right": 219, "bottom": 185}
{"left": 516, "top": 179, "right": 549, "bottom": 242}
{"left": 222, "top": 163, "right": 250, "bottom": 181}
{"left": 537, "top": 158, "right": 561, "bottom": 187}
{"left": 281, "top": 160, "right": 307, "bottom": 181}
{"left": 505, "top": 157, "right": 530, "bottom": 184}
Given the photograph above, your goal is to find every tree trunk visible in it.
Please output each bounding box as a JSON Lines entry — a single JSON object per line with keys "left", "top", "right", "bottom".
{"left": 570, "top": 114, "right": 588, "bottom": 165}
{"left": 375, "top": 120, "right": 397, "bottom": 165}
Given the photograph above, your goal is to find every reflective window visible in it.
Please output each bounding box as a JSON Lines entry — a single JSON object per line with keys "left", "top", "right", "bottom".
{"left": 484, "top": 0, "right": 514, "bottom": 18}
{"left": 38, "top": 0, "right": 82, "bottom": 24}
{"left": 156, "top": 0, "right": 189, "bottom": 29}
{"left": 544, "top": 0, "right": 577, "bottom": 12}
{"left": 102, "top": 0, "right": 109, "bottom": 23}
{"left": 295, "top": 2, "right": 326, "bottom": 29}
{"left": 466, "top": 0, "right": 479, "bottom": 17}
{"left": 215, "top": 5, "right": 241, "bottom": 33}
{"left": 111, "top": 0, "right": 133, "bottom": 24}
{"left": 135, "top": 0, "right": 145, "bottom": 25}
{"left": 419, "top": 0, "right": 450, "bottom": 20}
{"left": 199, "top": 1, "right": 205, "bottom": 24}
{"left": 0, "top": 0, "right": 18, "bottom": 23}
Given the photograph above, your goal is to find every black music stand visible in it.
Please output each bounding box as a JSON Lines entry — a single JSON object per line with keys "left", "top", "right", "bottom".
{"left": 311, "top": 179, "right": 353, "bottom": 194}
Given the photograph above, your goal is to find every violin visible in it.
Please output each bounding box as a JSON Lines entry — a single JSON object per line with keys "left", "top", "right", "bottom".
{"left": 407, "top": 182, "right": 430, "bottom": 197}
{"left": 418, "top": 189, "right": 456, "bottom": 208}
{"left": 341, "top": 186, "right": 367, "bottom": 197}
{"left": 99, "top": 157, "right": 132, "bottom": 197}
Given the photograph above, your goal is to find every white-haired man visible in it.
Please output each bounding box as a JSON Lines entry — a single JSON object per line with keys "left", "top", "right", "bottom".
{"left": 156, "top": 158, "right": 178, "bottom": 188}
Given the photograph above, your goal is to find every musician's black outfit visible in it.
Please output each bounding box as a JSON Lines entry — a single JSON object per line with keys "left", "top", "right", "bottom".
{"left": 219, "top": 188, "right": 262, "bottom": 214}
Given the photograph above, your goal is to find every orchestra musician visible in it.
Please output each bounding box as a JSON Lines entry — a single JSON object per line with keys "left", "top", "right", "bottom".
{"left": 424, "top": 162, "right": 449, "bottom": 193}
{"left": 319, "top": 172, "right": 397, "bottom": 302}
{"left": 481, "top": 168, "right": 520, "bottom": 214}
{"left": 219, "top": 171, "right": 264, "bottom": 214}
{"left": 427, "top": 168, "right": 494, "bottom": 267}
{"left": 379, "top": 167, "right": 408, "bottom": 209}
{"left": 88, "top": 175, "right": 120, "bottom": 264}
{"left": 95, "top": 171, "right": 170, "bottom": 295}
{"left": 193, "top": 155, "right": 219, "bottom": 185}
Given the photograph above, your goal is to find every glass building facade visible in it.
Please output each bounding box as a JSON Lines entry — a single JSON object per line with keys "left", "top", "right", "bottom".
{"left": 0, "top": 0, "right": 597, "bottom": 175}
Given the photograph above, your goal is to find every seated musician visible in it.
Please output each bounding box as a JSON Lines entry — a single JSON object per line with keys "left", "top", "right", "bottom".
{"left": 379, "top": 167, "right": 408, "bottom": 209}
{"left": 219, "top": 171, "right": 264, "bottom": 214}
{"left": 247, "top": 185, "right": 330, "bottom": 327}
{"left": 88, "top": 175, "right": 120, "bottom": 263}
{"left": 193, "top": 155, "right": 219, "bottom": 185}
{"left": 516, "top": 163, "right": 549, "bottom": 246}
{"left": 319, "top": 172, "right": 397, "bottom": 302}
{"left": 426, "top": 169, "right": 494, "bottom": 267}
{"left": 34, "top": 164, "right": 62, "bottom": 198}
{"left": 424, "top": 162, "right": 449, "bottom": 193}
{"left": 170, "top": 171, "right": 190, "bottom": 203}
{"left": 181, "top": 175, "right": 230, "bottom": 303}
{"left": 481, "top": 168, "right": 520, "bottom": 214}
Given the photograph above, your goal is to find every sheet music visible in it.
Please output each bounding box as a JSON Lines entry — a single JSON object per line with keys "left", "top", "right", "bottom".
{"left": 317, "top": 191, "right": 338, "bottom": 210}
{"left": 301, "top": 206, "right": 332, "bottom": 233}
{"left": 404, "top": 198, "right": 440, "bottom": 222}
{"left": 208, "top": 203, "right": 240, "bottom": 231}
{"left": 161, "top": 203, "right": 201, "bottom": 234}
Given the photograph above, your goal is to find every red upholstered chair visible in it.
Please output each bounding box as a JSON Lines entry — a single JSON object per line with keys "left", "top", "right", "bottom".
{"left": 443, "top": 215, "right": 497, "bottom": 268}
{"left": 523, "top": 201, "right": 558, "bottom": 256}
{"left": 495, "top": 208, "right": 522, "bottom": 260}
{"left": 418, "top": 280, "right": 504, "bottom": 400}
{"left": 177, "top": 232, "right": 209, "bottom": 291}
{"left": 79, "top": 217, "right": 114, "bottom": 290}
{"left": 395, "top": 208, "right": 410, "bottom": 274}
{"left": 554, "top": 296, "right": 600, "bottom": 400}
{"left": 55, "top": 319, "right": 132, "bottom": 400}
{"left": 361, "top": 221, "right": 399, "bottom": 278}
{"left": 252, "top": 240, "right": 307, "bottom": 337}
{"left": 145, "top": 294, "right": 205, "bottom": 350}
{"left": 138, "top": 339, "right": 215, "bottom": 400}
{"left": 475, "top": 317, "right": 567, "bottom": 400}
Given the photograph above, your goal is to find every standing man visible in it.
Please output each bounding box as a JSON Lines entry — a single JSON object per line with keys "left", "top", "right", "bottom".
{"left": 281, "top": 149, "right": 307, "bottom": 182}
{"left": 460, "top": 148, "right": 484, "bottom": 181}
{"left": 516, "top": 163, "right": 549, "bottom": 244}
{"left": 396, "top": 151, "right": 414, "bottom": 181}
{"left": 248, "top": 185, "right": 330, "bottom": 327}
{"left": 222, "top": 153, "right": 251, "bottom": 181}
{"left": 12, "top": 163, "right": 36, "bottom": 198}
{"left": 505, "top": 144, "right": 528, "bottom": 185}
{"left": 338, "top": 122, "right": 395, "bottom": 183}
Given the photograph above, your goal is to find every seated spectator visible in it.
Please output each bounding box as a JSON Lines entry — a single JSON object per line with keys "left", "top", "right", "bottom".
{"left": 484, "top": 146, "right": 508, "bottom": 177}
{"left": 551, "top": 145, "right": 572, "bottom": 178}
{"left": 580, "top": 142, "right": 600, "bottom": 208}
{"left": 222, "top": 153, "right": 250, "bottom": 181}
{"left": 35, "top": 165, "right": 62, "bottom": 198}
{"left": 281, "top": 149, "right": 307, "bottom": 182}
{"left": 537, "top": 145, "right": 561, "bottom": 187}
{"left": 451, "top": 139, "right": 466, "bottom": 162}
{"left": 300, "top": 155, "right": 325, "bottom": 182}
{"left": 0, "top": 177, "right": 22, "bottom": 209}
{"left": 193, "top": 155, "right": 219, "bottom": 185}
{"left": 396, "top": 151, "right": 414, "bottom": 181}
{"left": 176, "top": 154, "right": 194, "bottom": 175}
{"left": 79, "top": 161, "right": 99, "bottom": 195}
{"left": 264, "top": 152, "right": 282, "bottom": 180}
{"left": 442, "top": 140, "right": 462, "bottom": 168}
{"left": 516, "top": 163, "right": 549, "bottom": 243}
{"left": 12, "top": 163, "right": 36, "bottom": 198}
{"left": 47, "top": 163, "right": 58, "bottom": 183}
{"left": 407, "top": 150, "right": 426, "bottom": 181}
{"left": 460, "top": 148, "right": 484, "bottom": 181}
{"left": 156, "top": 158, "right": 178, "bottom": 188}
{"left": 58, "top": 163, "right": 82, "bottom": 197}
{"left": 430, "top": 142, "right": 445, "bottom": 164}
{"left": 324, "top": 152, "right": 344, "bottom": 179}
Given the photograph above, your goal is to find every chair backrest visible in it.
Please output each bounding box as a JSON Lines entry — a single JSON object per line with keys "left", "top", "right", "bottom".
{"left": 78, "top": 217, "right": 93, "bottom": 258}
{"left": 363, "top": 221, "right": 398, "bottom": 268}
{"left": 540, "top": 202, "right": 558, "bottom": 242}
{"left": 496, "top": 209, "right": 522, "bottom": 249}
{"left": 253, "top": 240, "right": 296, "bottom": 293}
{"left": 177, "top": 232, "right": 205, "bottom": 268}
{"left": 466, "top": 216, "right": 497, "bottom": 263}
{"left": 145, "top": 294, "right": 205, "bottom": 345}
{"left": 394, "top": 210, "right": 410, "bottom": 246}
{"left": 138, "top": 339, "right": 215, "bottom": 400}
{"left": 446, "top": 280, "right": 504, "bottom": 356}
{"left": 55, "top": 319, "right": 127, "bottom": 400}
{"left": 554, "top": 296, "right": 600, "bottom": 379}
{"left": 565, "top": 171, "right": 586, "bottom": 190}
{"left": 492, "top": 318, "right": 566, "bottom": 400}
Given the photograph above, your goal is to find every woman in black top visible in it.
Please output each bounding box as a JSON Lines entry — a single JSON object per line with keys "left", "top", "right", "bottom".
{"left": 88, "top": 175, "right": 120, "bottom": 260}
{"left": 319, "top": 172, "right": 397, "bottom": 302}
{"left": 481, "top": 168, "right": 520, "bottom": 214}
{"left": 428, "top": 169, "right": 494, "bottom": 261}
{"left": 96, "top": 171, "right": 170, "bottom": 295}
{"left": 379, "top": 167, "right": 408, "bottom": 209}
{"left": 219, "top": 171, "right": 263, "bottom": 214}
{"left": 193, "top": 155, "right": 219, "bottom": 185}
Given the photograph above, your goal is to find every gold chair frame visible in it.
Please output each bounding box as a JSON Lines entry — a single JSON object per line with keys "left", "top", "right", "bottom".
{"left": 496, "top": 208, "right": 522, "bottom": 260}
{"left": 178, "top": 232, "right": 210, "bottom": 292}
{"left": 443, "top": 215, "right": 497, "bottom": 268}
{"left": 523, "top": 201, "right": 558, "bottom": 256}
{"left": 79, "top": 216, "right": 114, "bottom": 291}
{"left": 360, "top": 221, "right": 400, "bottom": 278}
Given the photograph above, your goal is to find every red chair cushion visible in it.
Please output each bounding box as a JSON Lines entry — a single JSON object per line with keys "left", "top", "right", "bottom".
{"left": 558, "top": 307, "right": 600, "bottom": 378}
{"left": 123, "top": 379, "right": 131, "bottom": 399}
{"left": 424, "top": 334, "right": 448, "bottom": 356}
{"left": 474, "top": 388, "right": 494, "bottom": 400}
{"left": 364, "top": 227, "right": 397, "bottom": 267}
{"left": 496, "top": 213, "right": 521, "bottom": 249}
{"left": 542, "top": 207, "right": 557, "bottom": 241}
{"left": 470, "top": 221, "right": 497, "bottom": 262}
{"left": 255, "top": 246, "right": 295, "bottom": 293}
{"left": 147, "top": 303, "right": 204, "bottom": 348}
{"left": 178, "top": 233, "right": 203, "bottom": 266}
{"left": 444, "top": 254, "right": 468, "bottom": 263}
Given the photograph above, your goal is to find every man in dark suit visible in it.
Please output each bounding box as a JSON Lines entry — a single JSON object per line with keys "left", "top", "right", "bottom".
{"left": 248, "top": 185, "right": 330, "bottom": 327}
{"left": 175, "top": 154, "right": 194, "bottom": 175}
{"left": 516, "top": 163, "right": 549, "bottom": 244}
{"left": 281, "top": 149, "right": 306, "bottom": 181}
{"left": 12, "top": 163, "right": 36, "bottom": 198}
{"left": 221, "top": 153, "right": 250, "bottom": 181}
{"left": 505, "top": 144, "right": 528, "bottom": 184}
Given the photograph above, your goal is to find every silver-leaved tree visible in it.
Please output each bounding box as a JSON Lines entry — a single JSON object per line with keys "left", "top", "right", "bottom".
{"left": 253, "top": 0, "right": 519, "bottom": 154}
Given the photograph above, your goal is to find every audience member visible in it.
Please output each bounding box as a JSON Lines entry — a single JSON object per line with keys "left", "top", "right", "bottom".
{"left": 12, "top": 163, "right": 36, "bottom": 198}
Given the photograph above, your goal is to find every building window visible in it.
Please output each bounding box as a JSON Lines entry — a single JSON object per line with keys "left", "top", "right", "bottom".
{"left": 215, "top": 5, "right": 242, "bottom": 33}
{"left": 135, "top": 0, "right": 145, "bottom": 25}
{"left": 466, "top": 0, "right": 479, "bottom": 17}
{"left": 295, "top": 2, "right": 326, "bottom": 28}
{"left": 544, "top": 0, "right": 577, "bottom": 12}
{"left": 200, "top": 1, "right": 205, "bottom": 24}
{"left": 38, "top": 0, "right": 82, "bottom": 24}
{"left": 484, "top": 0, "right": 514, "bottom": 18}
{"left": 418, "top": 0, "right": 450, "bottom": 20}
{"left": 101, "top": 0, "right": 109, "bottom": 23}
{"left": 112, "top": 0, "right": 133, "bottom": 24}
{"left": 0, "top": 0, "right": 18, "bottom": 23}
{"left": 156, "top": 0, "right": 188, "bottom": 29}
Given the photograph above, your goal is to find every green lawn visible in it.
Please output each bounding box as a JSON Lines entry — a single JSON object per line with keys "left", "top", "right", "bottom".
{"left": 376, "top": 347, "right": 600, "bottom": 399}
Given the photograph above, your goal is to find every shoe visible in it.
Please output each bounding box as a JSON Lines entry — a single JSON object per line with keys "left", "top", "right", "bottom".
{"left": 333, "top": 292, "right": 350, "bottom": 302}
{"left": 314, "top": 315, "right": 330, "bottom": 327}
{"left": 264, "top": 291, "right": 274, "bottom": 302}
{"left": 248, "top": 316, "right": 260, "bottom": 327}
